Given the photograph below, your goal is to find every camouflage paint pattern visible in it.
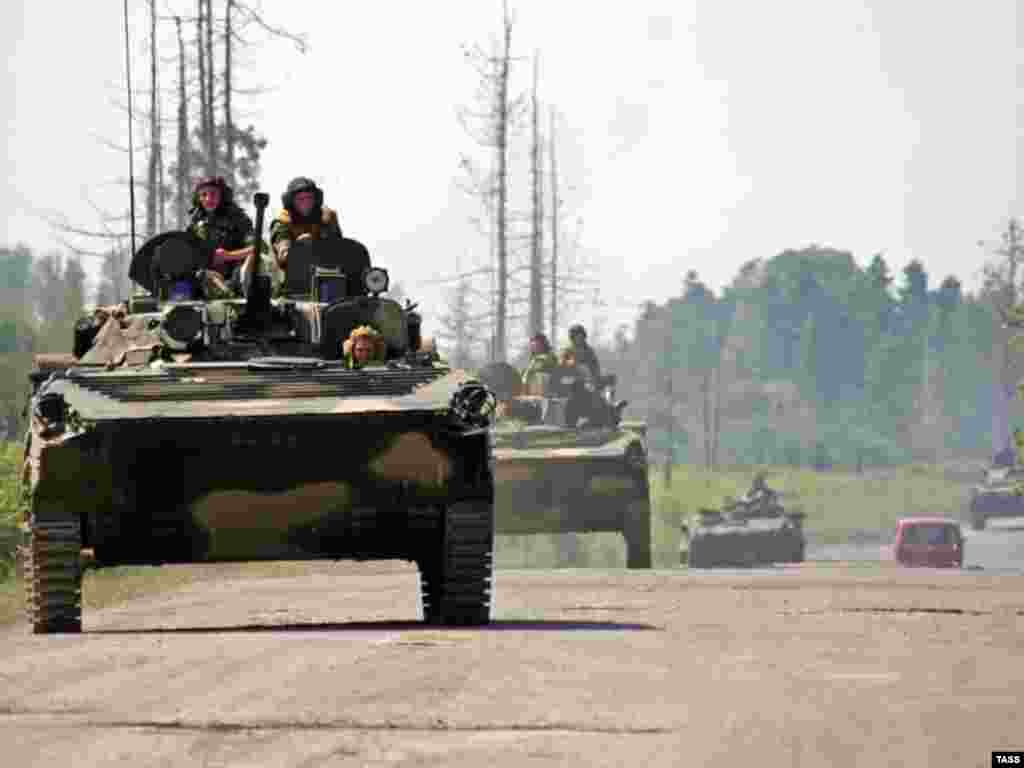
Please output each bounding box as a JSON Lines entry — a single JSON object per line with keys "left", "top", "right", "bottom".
{"left": 686, "top": 516, "right": 805, "bottom": 568}
{"left": 21, "top": 229, "right": 496, "bottom": 632}
{"left": 489, "top": 416, "right": 652, "bottom": 568}
{"left": 23, "top": 373, "right": 491, "bottom": 567}
{"left": 967, "top": 465, "right": 1024, "bottom": 530}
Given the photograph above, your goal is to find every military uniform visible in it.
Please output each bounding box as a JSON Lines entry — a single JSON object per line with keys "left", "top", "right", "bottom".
{"left": 570, "top": 340, "right": 601, "bottom": 382}
{"left": 186, "top": 180, "right": 277, "bottom": 298}
{"left": 521, "top": 351, "right": 558, "bottom": 387}
{"left": 270, "top": 177, "right": 344, "bottom": 268}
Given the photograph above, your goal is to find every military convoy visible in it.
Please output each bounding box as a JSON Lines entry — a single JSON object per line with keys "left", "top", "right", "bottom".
{"left": 20, "top": 193, "right": 498, "bottom": 633}
{"left": 682, "top": 475, "right": 806, "bottom": 568}
{"left": 966, "top": 463, "right": 1024, "bottom": 531}
{"left": 478, "top": 361, "right": 653, "bottom": 569}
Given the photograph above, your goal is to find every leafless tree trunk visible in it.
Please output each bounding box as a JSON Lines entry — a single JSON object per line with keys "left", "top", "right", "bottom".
{"left": 548, "top": 106, "right": 559, "bottom": 347}
{"left": 174, "top": 16, "right": 191, "bottom": 227}
{"left": 205, "top": 0, "right": 217, "bottom": 175}
{"left": 493, "top": 0, "right": 512, "bottom": 361}
{"left": 983, "top": 218, "right": 1024, "bottom": 460}
{"left": 223, "top": 0, "right": 235, "bottom": 187}
{"left": 528, "top": 51, "right": 544, "bottom": 337}
{"left": 196, "top": 1, "right": 208, "bottom": 174}
{"left": 145, "top": 0, "right": 160, "bottom": 238}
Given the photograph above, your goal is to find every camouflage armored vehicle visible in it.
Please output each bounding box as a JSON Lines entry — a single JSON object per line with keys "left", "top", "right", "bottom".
{"left": 966, "top": 463, "right": 1024, "bottom": 530}
{"left": 477, "top": 361, "right": 652, "bottom": 569}
{"left": 684, "top": 476, "right": 805, "bottom": 568}
{"left": 20, "top": 193, "right": 497, "bottom": 634}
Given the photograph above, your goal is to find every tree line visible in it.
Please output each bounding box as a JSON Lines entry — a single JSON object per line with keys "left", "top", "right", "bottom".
{"left": 592, "top": 223, "right": 1024, "bottom": 470}
{"left": 0, "top": 245, "right": 87, "bottom": 439}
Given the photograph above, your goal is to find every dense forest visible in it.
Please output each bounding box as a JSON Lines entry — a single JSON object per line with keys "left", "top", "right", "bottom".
{"left": 597, "top": 245, "right": 1015, "bottom": 469}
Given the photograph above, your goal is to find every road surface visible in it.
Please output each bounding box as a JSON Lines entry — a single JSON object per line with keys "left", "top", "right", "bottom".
{"left": 1, "top": 562, "right": 1021, "bottom": 767}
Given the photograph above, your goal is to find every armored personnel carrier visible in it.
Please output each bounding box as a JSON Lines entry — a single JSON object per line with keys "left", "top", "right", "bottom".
{"left": 966, "top": 463, "right": 1024, "bottom": 530}
{"left": 684, "top": 476, "right": 805, "bottom": 568}
{"left": 20, "top": 194, "right": 497, "bottom": 633}
{"left": 478, "top": 361, "right": 652, "bottom": 569}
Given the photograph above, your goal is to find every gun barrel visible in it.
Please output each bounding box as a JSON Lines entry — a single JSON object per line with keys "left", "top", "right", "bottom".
{"left": 246, "top": 192, "right": 270, "bottom": 300}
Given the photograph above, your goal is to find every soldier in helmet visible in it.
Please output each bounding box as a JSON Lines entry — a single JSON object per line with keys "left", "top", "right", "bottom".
{"left": 522, "top": 332, "right": 558, "bottom": 389}
{"left": 186, "top": 176, "right": 274, "bottom": 298}
{"left": 567, "top": 324, "right": 601, "bottom": 382}
{"left": 269, "top": 177, "right": 344, "bottom": 270}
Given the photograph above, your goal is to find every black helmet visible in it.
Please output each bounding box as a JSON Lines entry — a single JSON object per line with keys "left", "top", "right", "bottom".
{"left": 568, "top": 324, "right": 586, "bottom": 340}
{"left": 281, "top": 176, "right": 324, "bottom": 212}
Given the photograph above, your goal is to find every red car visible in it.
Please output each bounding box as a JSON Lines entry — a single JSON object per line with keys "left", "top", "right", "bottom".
{"left": 891, "top": 517, "right": 964, "bottom": 568}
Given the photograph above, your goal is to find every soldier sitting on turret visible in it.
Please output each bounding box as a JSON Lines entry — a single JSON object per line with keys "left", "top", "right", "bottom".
{"left": 522, "top": 333, "right": 558, "bottom": 391}
{"left": 343, "top": 325, "right": 387, "bottom": 369}
{"left": 270, "top": 177, "right": 344, "bottom": 270}
{"left": 567, "top": 324, "right": 601, "bottom": 382}
{"left": 187, "top": 176, "right": 274, "bottom": 298}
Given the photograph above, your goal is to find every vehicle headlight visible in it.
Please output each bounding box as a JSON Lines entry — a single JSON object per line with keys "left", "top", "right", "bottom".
{"left": 160, "top": 304, "right": 204, "bottom": 349}
{"left": 363, "top": 267, "right": 389, "bottom": 294}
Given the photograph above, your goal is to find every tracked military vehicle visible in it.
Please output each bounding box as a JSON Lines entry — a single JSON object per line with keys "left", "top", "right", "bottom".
{"left": 966, "top": 463, "right": 1024, "bottom": 530}
{"left": 684, "top": 477, "right": 805, "bottom": 568}
{"left": 20, "top": 193, "right": 497, "bottom": 633}
{"left": 478, "top": 361, "right": 652, "bottom": 569}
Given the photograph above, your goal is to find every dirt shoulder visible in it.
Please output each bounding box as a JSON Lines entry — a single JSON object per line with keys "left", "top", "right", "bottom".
{"left": 1, "top": 563, "right": 1021, "bottom": 767}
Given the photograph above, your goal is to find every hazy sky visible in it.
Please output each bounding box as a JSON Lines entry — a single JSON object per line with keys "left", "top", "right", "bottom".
{"left": 2, "top": 0, "right": 1021, "bottom": 345}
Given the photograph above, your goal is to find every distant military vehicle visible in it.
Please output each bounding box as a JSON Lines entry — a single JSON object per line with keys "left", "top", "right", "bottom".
{"left": 20, "top": 193, "right": 497, "bottom": 633}
{"left": 478, "top": 361, "right": 652, "bottom": 569}
{"left": 683, "top": 476, "right": 805, "bottom": 568}
{"left": 966, "top": 464, "right": 1024, "bottom": 531}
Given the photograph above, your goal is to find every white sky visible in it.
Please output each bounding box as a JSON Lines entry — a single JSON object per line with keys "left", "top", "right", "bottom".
{"left": 2, "top": 0, "right": 1021, "bottom": 347}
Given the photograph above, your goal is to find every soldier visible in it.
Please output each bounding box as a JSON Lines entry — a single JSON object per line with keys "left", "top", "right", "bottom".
{"left": 186, "top": 176, "right": 274, "bottom": 298}
{"left": 567, "top": 324, "right": 601, "bottom": 382}
{"left": 559, "top": 347, "right": 595, "bottom": 386}
{"left": 522, "top": 333, "right": 558, "bottom": 388}
{"left": 342, "top": 325, "right": 386, "bottom": 369}
{"left": 269, "top": 177, "right": 344, "bottom": 270}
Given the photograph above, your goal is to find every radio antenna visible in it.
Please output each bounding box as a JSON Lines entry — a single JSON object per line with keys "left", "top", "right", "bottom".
{"left": 122, "top": 0, "right": 138, "bottom": 256}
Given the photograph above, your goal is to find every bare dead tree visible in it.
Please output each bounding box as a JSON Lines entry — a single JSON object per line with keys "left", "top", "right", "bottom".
{"left": 457, "top": 0, "right": 521, "bottom": 362}
{"left": 145, "top": 0, "right": 161, "bottom": 238}
{"left": 548, "top": 105, "right": 559, "bottom": 347}
{"left": 204, "top": 0, "right": 216, "bottom": 174}
{"left": 174, "top": 15, "right": 191, "bottom": 227}
{"left": 196, "top": 0, "right": 208, "bottom": 170}
{"left": 980, "top": 218, "right": 1024, "bottom": 460}
{"left": 528, "top": 51, "right": 544, "bottom": 338}
{"left": 223, "top": 0, "right": 235, "bottom": 185}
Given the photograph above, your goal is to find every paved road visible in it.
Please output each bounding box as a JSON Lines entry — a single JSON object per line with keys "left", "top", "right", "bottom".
{"left": 811, "top": 518, "right": 1024, "bottom": 571}
{"left": 1, "top": 564, "right": 1022, "bottom": 767}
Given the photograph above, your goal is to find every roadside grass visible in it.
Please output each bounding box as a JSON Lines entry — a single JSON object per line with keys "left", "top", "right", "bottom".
{"left": 0, "top": 442, "right": 20, "bottom": 585}
{"left": 497, "top": 463, "right": 974, "bottom": 570}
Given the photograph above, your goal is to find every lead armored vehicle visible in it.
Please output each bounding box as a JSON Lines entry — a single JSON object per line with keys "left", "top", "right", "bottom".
{"left": 684, "top": 476, "right": 805, "bottom": 568}
{"left": 966, "top": 463, "right": 1024, "bottom": 530}
{"left": 478, "top": 361, "right": 652, "bottom": 569}
{"left": 20, "top": 194, "right": 496, "bottom": 633}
